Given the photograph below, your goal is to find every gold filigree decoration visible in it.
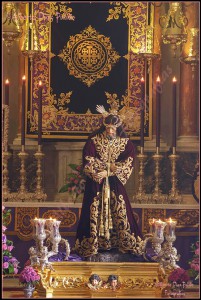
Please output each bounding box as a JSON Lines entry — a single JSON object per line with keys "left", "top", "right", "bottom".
{"left": 42, "top": 210, "right": 77, "bottom": 228}
{"left": 169, "top": 210, "right": 199, "bottom": 227}
{"left": 28, "top": 87, "right": 73, "bottom": 133}
{"left": 15, "top": 207, "right": 39, "bottom": 241}
{"left": 46, "top": 2, "right": 74, "bottom": 20}
{"left": 130, "top": 2, "right": 147, "bottom": 53}
{"left": 58, "top": 25, "right": 120, "bottom": 87}
{"left": 122, "top": 278, "right": 157, "bottom": 289}
{"left": 107, "top": 2, "right": 130, "bottom": 24}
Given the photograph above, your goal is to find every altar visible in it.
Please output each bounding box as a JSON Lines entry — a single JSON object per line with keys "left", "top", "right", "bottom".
{"left": 36, "top": 261, "right": 162, "bottom": 298}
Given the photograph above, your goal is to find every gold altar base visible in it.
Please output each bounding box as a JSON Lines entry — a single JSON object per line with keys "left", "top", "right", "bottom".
{"left": 36, "top": 261, "right": 162, "bottom": 298}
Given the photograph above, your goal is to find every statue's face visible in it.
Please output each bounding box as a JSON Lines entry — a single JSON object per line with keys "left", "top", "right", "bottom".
{"left": 105, "top": 126, "right": 117, "bottom": 139}
{"left": 110, "top": 279, "right": 117, "bottom": 287}
{"left": 92, "top": 279, "right": 99, "bottom": 286}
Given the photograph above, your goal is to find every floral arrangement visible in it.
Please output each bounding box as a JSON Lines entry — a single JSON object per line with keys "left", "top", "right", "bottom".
{"left": 19, "top": 266, "right": 40, "bottom": 288}
{"left": 168, "top": 267, "right": 190, "bottom": 284}
{"left": 59, "top": 163, "right": 86, "bottom": 201}
{"left": 188, "top": 241, "right": 199, "bottom": 281}
{"left": 2, "top": 206, "right": 20, "bottom": 275}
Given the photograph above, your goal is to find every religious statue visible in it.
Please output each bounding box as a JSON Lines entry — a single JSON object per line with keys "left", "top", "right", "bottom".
{"left": 74, "top": 103, "right": 145, "bottom": 260}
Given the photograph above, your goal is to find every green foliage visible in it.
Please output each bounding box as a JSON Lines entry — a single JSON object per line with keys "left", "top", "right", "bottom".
{"left": 59, "top": 163, "right": 86, "bottom": 200}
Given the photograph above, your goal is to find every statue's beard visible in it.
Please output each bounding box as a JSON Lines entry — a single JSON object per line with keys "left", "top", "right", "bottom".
{"left": 107, "top": 135, "right": 116, "bottom": 140}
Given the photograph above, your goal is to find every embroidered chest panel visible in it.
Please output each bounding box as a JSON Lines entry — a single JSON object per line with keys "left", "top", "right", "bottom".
{"left": 92, "top": 134, "right": 128, "bottom": 163}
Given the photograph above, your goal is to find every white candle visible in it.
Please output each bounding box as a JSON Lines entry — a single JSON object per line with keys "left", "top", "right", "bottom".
{"left": 166, "top": 217, "right": 177, "bottom": 236}
{"left": 149, "top": 218, "right": 156, "bottom": 234}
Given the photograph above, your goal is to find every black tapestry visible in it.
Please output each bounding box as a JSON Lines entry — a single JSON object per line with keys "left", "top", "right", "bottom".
{"left": 26, "top": 2, "right": 150, "bottom": 140}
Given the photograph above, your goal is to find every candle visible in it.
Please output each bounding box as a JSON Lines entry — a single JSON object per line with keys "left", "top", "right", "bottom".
{"left": 5, "top": 79, "right": 9, "bottom": 105}
{"left": 156, "top": 76, "right": 161, "bottom": 149}
{"left": 149, "top": 218, "right": 156, "bottom": 234}
{"left": 155, "top": 219, "right": 167, "bottom": 239}
{"left": 38, "top": 81, "right": 42, "bottom": 145}
{"left": 156, "top": 219, "right": 162, "bottom": 238}
{"left": 172, "top": 77, "right": 177, "bottom": 148}
{"left": 21, "top": 76, "right": 26, "bottom": 146}
{"left": 166, "top": 217, "right": 177, "bottom": 236}
{"left": 140, "top": 77, "right": 145, "bottom": 148}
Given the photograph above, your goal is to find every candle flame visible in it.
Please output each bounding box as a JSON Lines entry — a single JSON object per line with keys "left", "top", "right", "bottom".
{"left": 141, "top": 77, "right": 145, "bottom": 82}
{"left": 169, "top": 217, "right": 173, "bottom": 223}
{"left": 5, "top": 79, "right": 9, "bottom": 84}
{"left": 22, "top": 75, "right": 26, "bottom": 81}
{"left": 34, "top": 217, "right": 38, "bottom": 220}
{"left": 173, "top": 77, "right": 177, "bottom": 82}
{"left": 39, "top": 81, "right": 42, "bottom": 86}
{"left": 156, "top": 76, "right": 160, "bottom": 82}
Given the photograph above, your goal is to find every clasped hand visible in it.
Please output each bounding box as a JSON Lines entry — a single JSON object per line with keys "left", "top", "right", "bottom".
{"left": 93, "top": 170, "right": 107, "bottom": 181}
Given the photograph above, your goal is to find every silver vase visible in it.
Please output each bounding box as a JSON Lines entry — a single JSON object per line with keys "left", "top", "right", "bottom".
{"left": 23, "top": 285, "right": 35, "bottom": 298}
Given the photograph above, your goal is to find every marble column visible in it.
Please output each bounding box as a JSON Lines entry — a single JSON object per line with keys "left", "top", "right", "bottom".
{"left": 178, "top": 3, "right": 199, "bottom": 151}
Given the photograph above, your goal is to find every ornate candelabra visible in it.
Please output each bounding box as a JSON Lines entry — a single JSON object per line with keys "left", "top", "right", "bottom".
{"left": 157, "top": 218, "right": 180, "bottom": 271}
{"left": 30, "top": 218, "right": 70, "bottom": 272}
{"left": 149, "top": 217, "right": 181, "bottom": 272}
{"left": 34, "top": 145, "right": 47, "bottom": 202}
{"left": 3, "top": 104, "right": 11, "bottom": 201}
{"left": 17, "top": 145, "right": 29, "bottom": 202}
{"left": 151, "top": 149, "right": 166, "bottom": 203}
{"left": 167, "top": 147, "right": 182, "bottom": 204}
{"left": 134, "top": 147, "right": 149, "bottom": 203}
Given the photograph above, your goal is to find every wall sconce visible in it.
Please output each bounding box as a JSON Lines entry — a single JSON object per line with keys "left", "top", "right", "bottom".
{"left": 159, "top": 2, "right": 188, "bottom": 57}
{"left": 131, "top": 25, "right": 160, "bottom": 73}
{"left": 2, "top": 2, "right": 25, "bottom": 54}
{"left": 21, "top": 21, "right": 41, "bottom": 70}
{"left": 180, "top": 28, "right": 199, "bottom": 76}
{"left": 21, "top": 3, "right": 41, "bottom": 70}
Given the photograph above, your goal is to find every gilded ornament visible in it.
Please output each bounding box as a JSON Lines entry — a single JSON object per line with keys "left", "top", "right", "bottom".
{"left": 58, "top": 25, "right": 120, "bottom": 87}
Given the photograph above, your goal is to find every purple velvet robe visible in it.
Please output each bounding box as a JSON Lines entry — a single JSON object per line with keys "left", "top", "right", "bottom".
{"left": 74, "top": 133, "right": 143, "bottom": 258}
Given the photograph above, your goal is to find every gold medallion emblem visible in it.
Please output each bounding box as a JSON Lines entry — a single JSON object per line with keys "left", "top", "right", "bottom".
{"left": 59, "top": 25, "right": 120, "bottom": 87}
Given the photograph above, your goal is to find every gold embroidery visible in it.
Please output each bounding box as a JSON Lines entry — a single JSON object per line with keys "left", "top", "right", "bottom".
{"left": 74, "top": 192, "right": 144, "bottom": 257}
{"left": 106, "top": 2, "right": 130, "bottom": 24}
{"left": 115, "top": 156, "right": 133, "bottom": 185}
{"left": 58, "top": 25, "right": 120, "bottom": 87}
{"left": 74, "top": 195, "right": 100, "bottom": 257}
{"left": 92, "top": 133, "right": 128, "bottom": 163}
{"left": 84, "top": 156, "right": 107, "bottom": 183}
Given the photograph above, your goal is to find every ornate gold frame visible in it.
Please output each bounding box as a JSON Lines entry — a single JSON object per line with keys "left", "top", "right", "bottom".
{"left": 25, "top": 2, "right": 153, "bottom": 140}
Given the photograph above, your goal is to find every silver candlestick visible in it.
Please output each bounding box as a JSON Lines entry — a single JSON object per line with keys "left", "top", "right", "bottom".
{"left": 167, "top": 147, "right": 183, "bottom": 204}
{"left": 17, "top": 145, "right": 29, "bottom": 202}
{"left": 34, "top": 145, "right": 47, "bottom": 202}
{"left": 134, "top": 147, "right": 149, "bottom": 203}
{"left": 161, "top": 218, "right": 180, "bottom": 270}
{"left": 151, "top": 148, "right": 166, "bottom": 203}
